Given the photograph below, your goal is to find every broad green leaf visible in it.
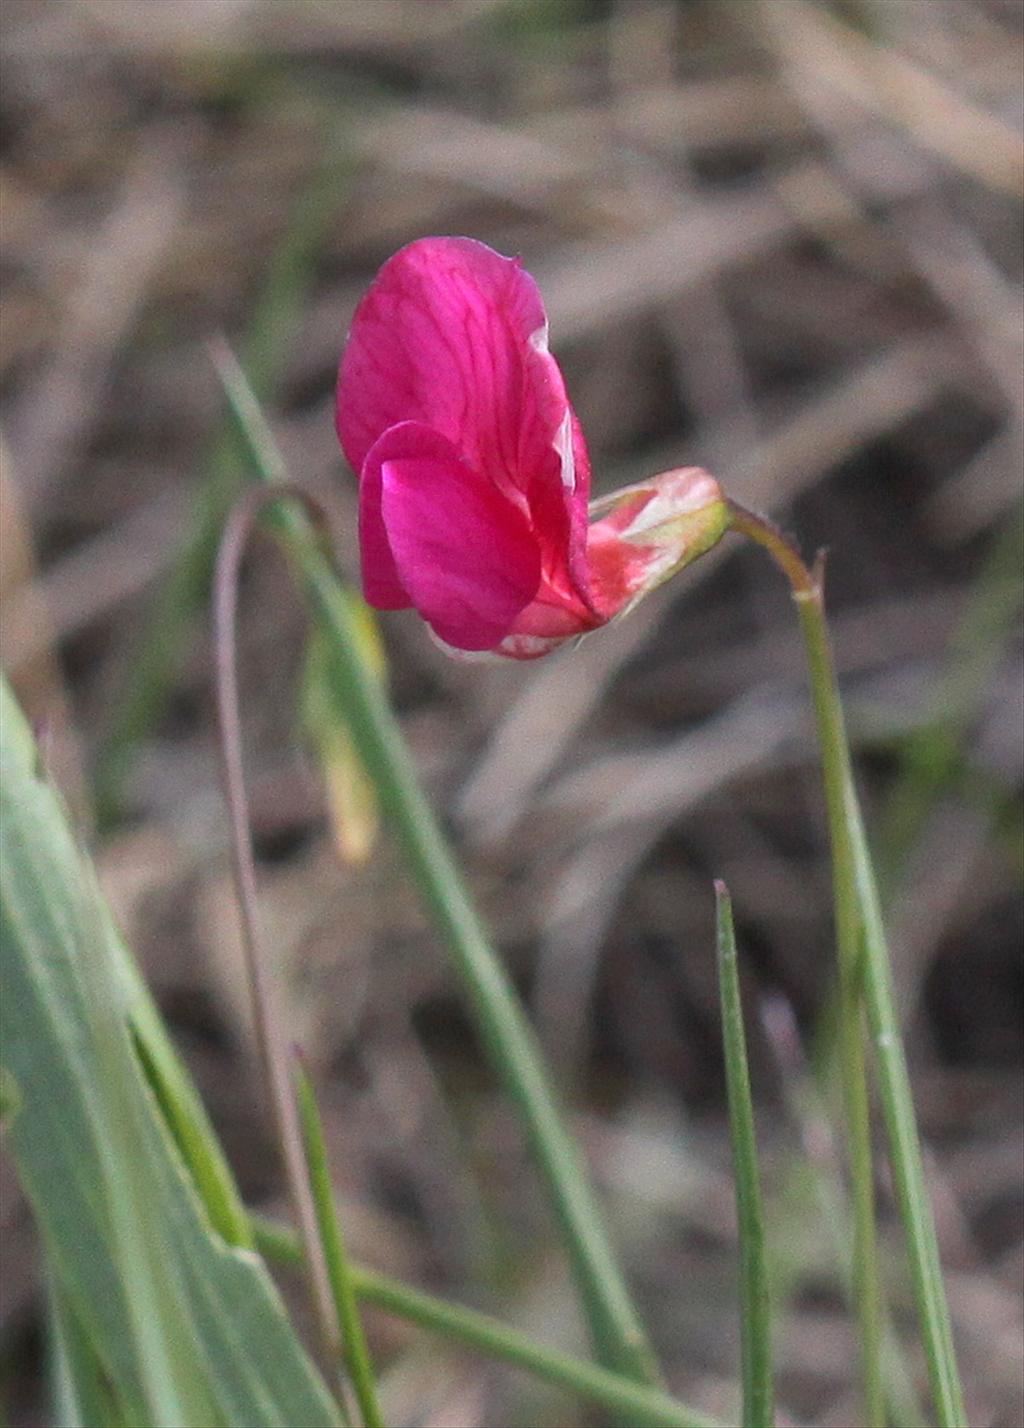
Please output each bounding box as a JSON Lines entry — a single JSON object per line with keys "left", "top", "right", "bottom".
{"left": 47, "top": 1278, "right": 132, "bottom": 1428}
{"left": 0, "top": 1065, "right": 20, "bottom": 1126}
{"left": 0, "top": 675, "right": 342, "bottom": 1428}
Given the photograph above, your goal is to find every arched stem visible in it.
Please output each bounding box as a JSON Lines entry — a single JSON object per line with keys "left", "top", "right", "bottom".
{"left": 213, "top": 485, "right": 351, "bottom": 1418}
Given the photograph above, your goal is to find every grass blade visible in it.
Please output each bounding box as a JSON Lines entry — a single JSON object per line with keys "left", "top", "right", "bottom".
{"left": 301, "top": 618, "right": 384, "bottom": 865}
{"left": 208, "top": 339, "right": 662, "bottom": 1394}
{"left": 251, "top": 1217, "right": 719, "bottom": 1428}
{"left": 130, "top": 1013, "right": 252, "bottom": 1249}
{"left": 47, "top": 1278, "right": 131, "bottom": 1428}
{"left": 760, "top": 995, "right": 927, "bottom": 1427}
{"left": 295, "top": 1063, "right": 385, "bottom": 1428}
{"left": 794, "top": 586, "right": 968, "bottom": 1427}
{"left": 714, "top": 883, "right": 774, "bottom": 1428}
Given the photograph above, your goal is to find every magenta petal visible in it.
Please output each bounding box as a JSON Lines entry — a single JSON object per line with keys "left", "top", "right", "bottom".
{"left": 337, "top": 237, "right": 592, "bottom": 604}
{"left": 338, "top": 238, "right": 542, "bottom": 481}
{"left": 358, "top": 422, "right": 472, "bottom": 609}
{"left": 379, "top": 448, "right": 541, "bottom": 652}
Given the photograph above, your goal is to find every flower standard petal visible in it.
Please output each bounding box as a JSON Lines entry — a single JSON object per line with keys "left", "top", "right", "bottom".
{"left": 337, "top": 237, "right": 591, "bottom": 605}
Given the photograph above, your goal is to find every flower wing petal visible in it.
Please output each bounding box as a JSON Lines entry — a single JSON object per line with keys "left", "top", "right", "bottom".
{"left": 371, "top": 430, "right": 541, "bottom": 652}
{"left": 357, "top": 425, "right": 453, "bottom": 610}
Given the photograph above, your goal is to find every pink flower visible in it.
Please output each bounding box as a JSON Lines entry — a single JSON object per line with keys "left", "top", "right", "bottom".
{"left": 336, "top": 237, "right": 726, "bottom": 659}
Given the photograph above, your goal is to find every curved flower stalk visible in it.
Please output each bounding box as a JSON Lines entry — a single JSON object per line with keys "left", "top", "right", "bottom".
{"left": 336, "top": 237, "right": 727, "bottom": 658}
{"left": 335, "top": 237, "right": 964, "bottom": 1426}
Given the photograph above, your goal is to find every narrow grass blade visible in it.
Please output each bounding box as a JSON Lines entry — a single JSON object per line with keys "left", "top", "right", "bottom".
{"left": 0, "top": 1065, "right": 20, "bottom": 1126}
{"left": 130, "top": 1014, "right": 252, "bottom": 1249}
{"left": 728, "top": 502, "right": 965, "bottom": 1426}
{"left": 728, "top": 506, "right": 885, "bottom": 1428}
{"left": 295, "top": 1063, "right": 385, "bottom": 1428}
{"left": 80, "top": 909, "right": 216, "bottom": 1428}
{"left": 209, "top": 341, "right": 662, "bottom": 1393}
{"left": 714, "top": 883, "right": 774, "bottom": 1428}
{"left": 760, "top": 995, "right": 926, "bottom": 1428}
{"left": 795, "top": 587, "right": 967, "bottom": 1428}
{"left": 251, "top": 1217, "right": 719, "bottom": 1428}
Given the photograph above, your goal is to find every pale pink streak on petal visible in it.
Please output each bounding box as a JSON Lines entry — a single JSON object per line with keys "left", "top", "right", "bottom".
{"left": 380, "top": 450, "right": 541, "bottom": 652}
{"left": 517, "top": 324, "right": 592, "bottom": 599}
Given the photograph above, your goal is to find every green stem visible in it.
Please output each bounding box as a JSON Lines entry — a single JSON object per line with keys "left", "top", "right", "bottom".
{"left": 727, "top": 500, "right": 966, "bottom": 1427}
{"left": 250, "top": 1217, "right": 717, "bottom": 1428}
{"left": 295, "top": 1064, "right": 385, "bottom": 1428}
{"left": 714, "top": 884, "right": 774, "bottom": 1428}
{"left": 728, "top": 502, "right": 883, "bottom": 1426}
{"left": 210, "top": 340, "right": 660, "bottom": 1393}
{"left": 806, "top": 618, "right": 966, "bottom": 1427}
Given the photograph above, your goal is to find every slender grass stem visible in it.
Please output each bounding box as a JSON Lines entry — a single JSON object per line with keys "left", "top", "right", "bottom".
{"left": 726, "top": 499, "right": 966, "bottom": 1427}
{"left": 250, "top": 1217, "right": 718, "bottom": 1428}
{"left": 209, "top": 338, "right": 661, "bottom": 1395}
{"left": 714, "top": 884, "right": 774, "bottom": 1428}
{"left": 295, "top": 1062, "right": 385, "bottom": 1428}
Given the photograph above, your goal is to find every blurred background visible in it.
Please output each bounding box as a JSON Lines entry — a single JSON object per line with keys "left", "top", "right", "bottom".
{"left": 1, "top": 1, "right": 1021, "bottom": 1424}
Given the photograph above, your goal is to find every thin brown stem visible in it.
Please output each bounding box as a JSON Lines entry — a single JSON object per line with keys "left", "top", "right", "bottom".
{"left": 213, "top": 484, "right": 349, "bottom": 1411}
